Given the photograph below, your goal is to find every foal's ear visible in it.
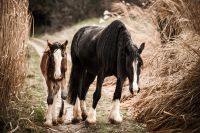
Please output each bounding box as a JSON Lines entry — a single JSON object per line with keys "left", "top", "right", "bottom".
{"left": 62, "top": 40, "right": 68, "bottom": 47}
{"left": 61, "top": 40, "right": 68, "bottom": 50}
{"left": 138, "top": 42, "right": 145, "bottom": 54}
{"left": 47, "top": 40, "right": 52, "bottom": 48}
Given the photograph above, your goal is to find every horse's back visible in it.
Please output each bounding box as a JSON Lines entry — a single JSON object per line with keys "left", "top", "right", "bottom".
{"left": 71, "top": 26, "right": 103, "bottom": 74}
{"left": 71, "top": 21, "right": 127, "bottom": 75}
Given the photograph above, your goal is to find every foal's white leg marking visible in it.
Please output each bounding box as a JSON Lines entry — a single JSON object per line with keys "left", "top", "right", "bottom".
{"left": 133, "top": 60, "right": 139, "bottom": 93}
{"left": 45, "top": 105, "right": 53, "bottom": 126}
{"left": 58, "top": 99, "right": 68, "bottom": 123}
{"left": 52, "top": 92, "right": 59, "bottom": 123}
{"left": 63, "top": 100, "right": 68, "bottom": 117}
{"left": 53, "top": 49, "right": 62, "bottom": 79}
{"left": 109, "top": 99, "right": 122, "bottom": 123}
{"left": 73, "top": 97, "right": 82, "bottom": 120}
{"left": 86, "top": 107, "right": 96, "bottom": 123}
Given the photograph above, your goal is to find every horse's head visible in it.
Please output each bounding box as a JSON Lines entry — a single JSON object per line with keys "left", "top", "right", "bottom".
{"left": 126, "top": 42, "right": 145, "bottom": 95}
{"left": 47, "top": 40, "right": 68, "bottom": 81}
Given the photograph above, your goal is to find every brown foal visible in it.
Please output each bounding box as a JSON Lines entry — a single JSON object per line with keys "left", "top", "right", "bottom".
{"left": 40, "top": 40, "right": 68, "bottom": 126}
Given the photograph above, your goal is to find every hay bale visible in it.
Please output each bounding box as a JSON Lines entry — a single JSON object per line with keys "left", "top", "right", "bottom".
{"left": 125, "top": 0, "right": 200, "bottom": 132}
{"left": 0, "top": 0, "right": 29, "bottom": 124}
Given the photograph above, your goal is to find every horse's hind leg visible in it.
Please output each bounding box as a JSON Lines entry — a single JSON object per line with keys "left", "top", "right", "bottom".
{"left": 109, "top": 78, "right": 125, "bottom": 124}
{"left": 80, "top": 72, "right": 96, "bottom": 121}
{"left": 72, "top": 97, "right": 82, "bottom": 123}
{"left": 71, "top": 64, "right": 85, "bottom": 123}
{"left": 86, "top": 72, "right": 104, "bottom": 124}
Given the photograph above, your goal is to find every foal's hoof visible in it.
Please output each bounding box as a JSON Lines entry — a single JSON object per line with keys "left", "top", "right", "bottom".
{"left": 109, "top": 118, "right": 122, "bottom": 124}
{"left": 72, "top": 118, "right": 82, "bottom": 124}
{"left": 44, "top": 121, "right": 52, "bottom": 127}
{"left": 57, "top": 117, "right": 64, "bottom": 124}
{"left": 52, "top": 119, "right": 59, "bottom": 126}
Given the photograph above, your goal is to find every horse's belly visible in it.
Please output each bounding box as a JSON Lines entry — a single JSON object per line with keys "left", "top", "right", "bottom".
{"left": 80, "top": 56, "right": 99, "bottom": 75}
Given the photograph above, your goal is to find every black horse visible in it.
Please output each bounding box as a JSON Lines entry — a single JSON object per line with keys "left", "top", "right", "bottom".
{"left": 67, "top": 20, "right": 145, "bottom": 124}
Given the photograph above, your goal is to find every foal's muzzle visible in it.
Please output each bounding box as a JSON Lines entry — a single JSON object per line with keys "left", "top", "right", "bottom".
{"left": 53, "top": 75, "right": 63, "bottom": 81}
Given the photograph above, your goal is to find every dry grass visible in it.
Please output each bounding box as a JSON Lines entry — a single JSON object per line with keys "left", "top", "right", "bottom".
{"left": 120, "top": 0, "right": 200, "bottom": 132}
{"left": 0, "top": 0, "right": 29, "bottom": 131}
{"left": 109, "top": 0, "right": 200, "bottom": 132}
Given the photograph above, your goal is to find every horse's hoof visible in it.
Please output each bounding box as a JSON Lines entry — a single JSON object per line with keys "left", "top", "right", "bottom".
{"left": 44, "top": 121, "right": 52, "bottom": 127}
{"left": 71, "top": 118, "right": 82, "bottom": 124}
{"left": 57, "top": 117, "right": 64, "bottom": 124}
{"left": 82, "top": 113, "right": 88, "bottom": 121}
{"left": 109, "top": 118, "right": 122, "bottom": 124}
{"left": 85, "top": 120, "right": 96, "bottom": 127}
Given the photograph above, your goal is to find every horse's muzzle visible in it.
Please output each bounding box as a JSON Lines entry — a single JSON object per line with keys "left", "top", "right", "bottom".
{"left": 129, "top": 87, "right": 140, "bottom": 95}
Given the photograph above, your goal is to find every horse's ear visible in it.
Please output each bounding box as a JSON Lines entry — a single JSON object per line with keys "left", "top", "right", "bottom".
{"left": 138, "top": 42, "right": 145, "bottom": 54}
{"left": 47, "top": 40, "right": 52, "bottom": 48}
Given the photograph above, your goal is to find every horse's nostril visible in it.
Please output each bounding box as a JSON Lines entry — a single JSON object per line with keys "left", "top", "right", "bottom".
{"left": 137, "top": 88, "right": 140, "bottom": 93}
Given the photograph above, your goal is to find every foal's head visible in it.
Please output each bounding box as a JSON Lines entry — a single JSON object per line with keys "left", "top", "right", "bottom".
{"left": 47, "top": 40, "right": 68, "bottom": 81}
{"left": 126, "top": 42, "right": 145, "bottom": 95}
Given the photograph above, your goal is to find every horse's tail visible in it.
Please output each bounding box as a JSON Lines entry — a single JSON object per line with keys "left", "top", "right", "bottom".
{"left": 67, "top": 29, "right": 85, "bottom": 105}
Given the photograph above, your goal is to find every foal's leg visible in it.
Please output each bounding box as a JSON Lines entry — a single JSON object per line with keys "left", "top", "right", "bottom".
{"left": 58, "top": 78, "right": 67, "bottom": 124}
{"left": 109, "top": 78, "right": 124, "bottom": 124}
{"left": 80, "top": 72, "right": 96, "bottom": 121}
{"left": 52, "top": 90, "right": 59, "bottom": 125}
{"left": 86, "top": 73, "right": 104, "bottom": 124}
{"left": 49, "top": 83, "right": 61, "bottom": 125}
{"left": 44, "top": 81, "right": 54, "bottom": 127}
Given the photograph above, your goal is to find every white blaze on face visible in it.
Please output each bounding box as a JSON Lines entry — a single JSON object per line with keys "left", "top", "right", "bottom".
{"left": 132, "top": 60, "right": 139, "bottom": 93}
{"left": 53, "top": 49, "right": 62, "bottom": 79}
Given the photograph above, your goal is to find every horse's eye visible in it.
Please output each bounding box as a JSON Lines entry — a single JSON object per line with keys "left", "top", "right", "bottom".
{"left": 138, "top": 61, "right": 143, "bottom": 67}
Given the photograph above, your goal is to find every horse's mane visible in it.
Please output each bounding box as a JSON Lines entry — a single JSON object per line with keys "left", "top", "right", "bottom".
{"left": 97, "top": 20, "right": 135, "bottom": 77}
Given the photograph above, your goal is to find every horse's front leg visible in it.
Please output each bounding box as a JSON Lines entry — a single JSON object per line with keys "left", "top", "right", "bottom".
{"left": 86, "top": 72, "right": 104, "bottom": 124}
{"left": 109, "top": 78, "right": 125, "bottom": 124}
